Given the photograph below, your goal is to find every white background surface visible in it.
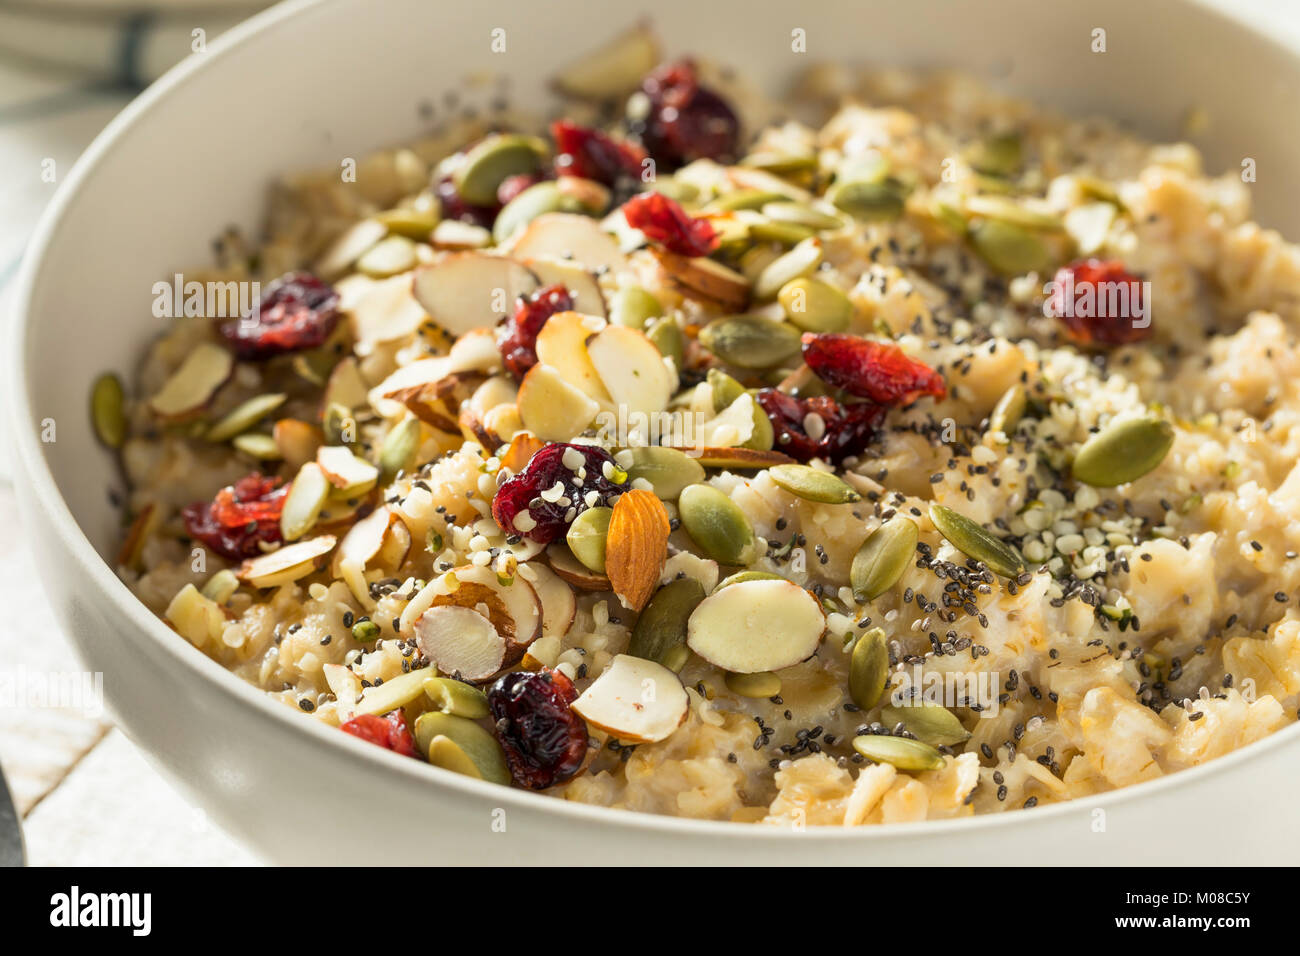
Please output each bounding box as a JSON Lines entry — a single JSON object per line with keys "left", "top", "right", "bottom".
{"left": 0, "top": 0, "right": 1296, "bottom": 866}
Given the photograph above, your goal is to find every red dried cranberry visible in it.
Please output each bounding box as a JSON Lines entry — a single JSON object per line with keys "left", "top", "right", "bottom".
{"left": 182, "top": 473, "right": 287, "bottom": 560}
{"left": 637, "top": 59, "right": 740, "bottom": 169}
{"left": 435, "top": 175, "right": 498, "bottom": 228}
{"left": 1048, "top": 259, "right": 1151, "bottom": 346}
{"left": 801, "top": 333, "right": 947, "bottom": 407}
{"left": 491, "top": 442, "right": 627, "bottom": 542}
{"left": 487, "top": 669, "right": 588, "bottom": 789}
{"left": 340, "top": 709, "right": 418, "bottom": 758}
{"left": 497, "top": 283, "right": 575, "bottom": 381}
{"left": 622, "top": 191, "right": 717, "bottom": 257}
{"left": 219, "top": 272, "right": 340, "bottom": 360}
{"left": 551, "top": 120, "right": 647, "bottom": 187}
{"left": 755, "top": 389, "right": 884, "bottom": 464}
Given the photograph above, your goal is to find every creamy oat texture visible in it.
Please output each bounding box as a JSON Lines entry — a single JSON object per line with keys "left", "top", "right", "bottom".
{"left": 113, "top": 54, "right": 1300, "bottom": 826}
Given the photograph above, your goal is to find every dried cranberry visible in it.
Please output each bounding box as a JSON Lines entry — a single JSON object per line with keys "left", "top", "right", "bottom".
{"left": 340, "top": 709, "right": 418, "bottom": 758}
{"left": 755, "top": 389, "right": 884, "bottom": 464}
{"left": 1048, "top": 259, "right": 1151, "bottom": 346}
{"left": 551, "top": 120, "right": 646, "bottom": 188}
{"left": 497, "top": 283, "right": 575, "bottom": 381}
{"left": 491, "top": 442, "right": 627, "bottom": 542}
{"left": 622, "top": 191, "right": 717, "bottom": 257}
{"left": 636, "top": 59, "right": 740, "bottom": 169}
{"left": 219, "top": 272, "right": 340, "bottom": 360}
{"left": 182, "top": 473, "right": 287, "bottom": 560}
{"left": 497, "top": 171, "right": 549, "bottom": 206}
{"left": 435, "top": 175, "right": 498, "bottom": 228}
{"left": 487, "top": 669, "right": 588, "bottom": 789}
{"left": 801, "top": 333, "right": 947, "bottom": 407}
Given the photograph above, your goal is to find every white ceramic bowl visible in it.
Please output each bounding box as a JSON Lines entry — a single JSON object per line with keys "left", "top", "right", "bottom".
{"left": 11, "top": 0, "right": 1300, "bottom": 864}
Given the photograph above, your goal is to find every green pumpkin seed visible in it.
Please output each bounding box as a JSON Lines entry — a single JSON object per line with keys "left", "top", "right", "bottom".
{"left": 423, "top": 676, "right": 490, "bottom": 719}
{"left": 452, "top": 133, "right": 546, "bottom": 206}
{"left": 379, "top": 416, "right": 421, "bottom": 478}
{"left": 740, "top": 152, "right": 818, "bottom": 176}
{"left": 768, "top": 463, "right": 861, "bottom": 504}
{"left": 628, "top": 578, "right": 706, "bottom": 666}
{"left": 231, "top": 433, "right": 282, "bottom": 460}
{"left": 493, "top": 180, "right": 582, "bottom": 243}
{"left": 280, "top": 462, "right": 331, "bottom": 541}
{"left": 90, "top": 373, "right": 127, "bottom": 449}
{"left": 964, "top": 194, "right": 1063, "bottom": 231}
{"left": 929, "top": 504, "right": 1025, "bottom": 578}
{"left": 357, "top": 235, "right": 418, "bottom": 278}
{"left": 1074, "top": 174, "right": 1123, "bottom": 207}
{"left": 413, "top": 711, "right": 510, "bottom": 784}
{"left": 375, "top": 205, "right": 439, "bottom": 239}
{"left": 968, "top": 218, "right": 1052, "bottom": 275}
{"left": 739, "top": 244, "right": 785, "bottom": 283}
{"left": 930, "top": 199, "right": 968, "bottom": 236}
{"left": 623, "top": 446, "right": 705, "bottom": 500}
{"left": 426, "top": 736, "right": 483, "bottom": 778}
{"left": 748, "top": 220, "right": 814, "bottom": 246}
{"left": 678, "top": 484, "right": 756, "bottom": 565}
{"left": 848, "top": 626, "right": 889, "bottom": 710}
{"left": 826, "top": 177, "right": 907, "bottom": 221}
{"left": 753, "top": 237, "right": 823, "bottom": 299}
{"left": 323, "top": 403, "right": 356, "bottom": 446}
{"left": 206, "top": 393, "right": 288, "bottom": 442}
{"left": 966, "top": 131, "right": 1022, "bottom": 177}
{"left": 1071, "top": 417, "right": 1174, "bottom": 487}
{"left": 646, "top": 316, "right": 685, "bottom": 369}
{"left": 851, "top": 517, "right": 918, "bottom": 602}
{"left": 200, "top": 569, "right": 240, "bottom": 604}
{"left": 706, "top": 188, "right": 788, "bottom": 213}
{"left": 987, "top": 384, "right": 1027, "bottom": 437}
{"left": 725, "top": 671, "right": 782, "bottom": 698}
{"left": 698, "top": 315, "right": 802, "bottom": 369}
{"left": 609, "top": 286, "right": 663, "bottom": 330}
{"left": 566, "top": 506, "right": 612, "bottom": 572}
{"left": 652, "top": 179, "right": 699, "bottom": 204}
{"left": 761, "top": 201, "right": 843, "bottom": 232}
{"left": 880, "top": 701, "right": 971, "bottom": 747}
{"left": 851, "top": 734, "right": 945, "bottom": 772}
{"left": 777, "top": 277, "right": 852, "bottom": 333}
{"left": 715, "top": 570, "right": 784, "bottom": 590}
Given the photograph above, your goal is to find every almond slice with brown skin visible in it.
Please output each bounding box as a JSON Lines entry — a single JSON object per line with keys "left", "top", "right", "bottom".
{"left": 238, "top": 535, "right": 337, "bottom": 589}
{"left": 410, "top": 252, "right": 539, "bottom": 337}
{"left": 572, "top": 654, "right": 688, "bottom": 744}
{"left": 605, "top": 489, "right": 670, "bottom": 611}
{"left": 546, "top": 543, "right": 611, "bottom": 591}
{"left": 653, "top": 250, "right": 750, "bottom": 312}
{"left": 401, "top": 564, "right": 541, "bottom": 664}
{"left": 413, "top": 605, "right": 506, "bottom": 683}
{"left": 505, "top": 213, "right": 628, "bottom": 275}
{"left": 500, "top": 432, "right": 545, "bottom": 473}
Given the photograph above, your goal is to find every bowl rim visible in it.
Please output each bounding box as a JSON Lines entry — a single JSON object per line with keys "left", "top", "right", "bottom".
{"left": 9, "top": 0, "right": 1300, "bottom": 846}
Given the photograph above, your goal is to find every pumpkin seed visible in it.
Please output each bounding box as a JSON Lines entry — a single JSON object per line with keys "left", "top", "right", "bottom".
{"left": 566, "top": 506, "right": 612, "bottom": 572}
{"left": 725, "top": 670, "right": 782, "bottom": 698}
{"left": 753, "top": 237, "right": 823, "bottom": 299}
{"left": 413, "top": 711, "right": 510, "bottom": 784}
{"left": 698, "top": 314, "right": 802, "bottom": 369}
{"left": 423, "top": 676, "right": 490, "bottom": 719}
{"left": 968, "top": 218, "right": 1052, "bottom": 275}
{"left": 652, "top": 179, "right": 699, "bottom": 204}
{"left": 623, "top": 446, "right": 705, "bottom": 500}
{"left": 740, "top": 151, "right": 818, "bottom": 177}
{"left": 929, "top": 504, "right": 1025, "bottom": 578}
{"left": 323, "top": 403, "right": 355, "bottom": 446}
{"left": 493, "top": 180, "right": 581, "bottom": 243}
{"left": 762, "top": 201, "right": 843, "bottom": 232}
{"left": 677, "top": 484, "right": 756, "bottom": 565}
{"left": 280, "top": 462, "right": 331, "bottom": 542}
{"left": 768, "top": 463, "right": 861, "bottom": 504}
{"left": 379, "top": 415, "right": 421, "bottom": 478}
{"left": 200, "top": 569, "right": 240, "bottom": 604}
{"left": 1071, "top": 417, "right": 1174, "bottom": 487}
{"left": 964, "top": 194, "right": 1063, "bottom": 231}
{"left": 777, "top": 277, "right": 852, "bottom": 332}
{"left": 628, "top": 578, "right": 705, "bottom": 666}
{"left": 715, "top": 570, "right": 784, "bottom": 589}
{"left": 609, "top": 286, "right": 663, "bottom": 330}
{"left": 426, "top": 736, "right": 483, "bottom": 778}
{"left": 90, "top": 373, "right": 127, "bottom": 448}
{"left": 987, "top": 384, "right": 1027, "bottom": 437}
{"left": 851, "top": 734, "right": 945, "bottom": 772}
{"left": 375, "top": 205, "right": 439, "bottom": 239}
{"left": 848, "top": 626, "right": 888, "bottom": 710}
{"left": 706, "top": 189, "right": 787, "bottom": 213}
{"left": 826, "top": 177, "right": 907, "bottom": 221}
{"left": 851, "top": 517, "right": 918, "bottom": 602}
{"left": 357, "top": 235, "right": 418, "bottom": 278}
{"left": 748, "top": 220, "right": 814, "bottom": 246}
{"left": 646, "top": 316, "right": 685, "bottom": 369}
{"left": 966, "top": 131, "right": 1022, "bottom": 177}
{"left": 880, "top": 701, "right": 971, "bottom": 747}
{"left": 452, "top": 133, "right": 546, "bottom": 206}
{"left": 206, "top": 393, "right": 287, "bottom": 442}
{"left": 231, "top": 433, "right": 282, "bottom": 460}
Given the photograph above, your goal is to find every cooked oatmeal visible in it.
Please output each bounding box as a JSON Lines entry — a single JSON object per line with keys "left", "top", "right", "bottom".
{"left": 100, "top": 26, "right": 1300, "bottom": 825}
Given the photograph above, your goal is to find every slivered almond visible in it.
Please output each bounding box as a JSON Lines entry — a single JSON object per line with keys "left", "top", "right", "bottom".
{"left": 604, "top": 489, "right": 670, "bottom": 611}
{"left": 653, "top": 249, "right": 750, "bottom": 312}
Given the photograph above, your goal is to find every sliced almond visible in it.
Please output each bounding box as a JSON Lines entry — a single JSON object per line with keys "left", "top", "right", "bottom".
{"left": 526, "top": 562, "right": 577, "bottom": 640}
{"left": 148, "top": 343, "right": 233, "bottom": 420}
{"left": 273, "top": 419, "right": 324, "bottom": 472}
{"left": 653, "top": 250, "right": 750, "bottom": 312}
{"left": 526, "top": 258, "right": 608, "bottom": 318}
{"left": 387, "top": 380, "right": 462, "bottom": 433}
{"left": 281, "top": 461, "right": 332, "bottom": 542}
{"left": 376, "top": 516, "right": 412, "bottom": 569}
{"left": 431, "top": 219, "right": 492, "bottom": 249}
{"left": 413, "top": 605, "right": 507, "bottom": 683}
{"left": 517, "top": 363, "right": 601, "bottom": 441}
{"left": 506, "top": 213, "right": 628, "bottom": 275}
{"left": 572, "top": 654, "right": 688, "bottom": 744}
{"left": 322, "top": 355, "right": 369, "bottom": 412}
{"left": 586, "top": 325, "right": 676, "bottom": 423}
{"left": 447, "top": 326, "right": 504, "bottom": 374}
{"left": 552, "top": 22, "right": 659, "bottom": 100}
{"left": 500, "top": 432, "right": 545, "bottom": 473}
{"left": 605, "top": 489, "right": 670, "bottom": 611}
{"left": 331, "top": 505, "right": 393, "bottom": 576}
{"left": 547, "top": 543, "right": 611, "bottom": 590}
{"left": 535, "top": 310, "right": 613, "bottom": 404}
{"left": 238, "top": 535, "right": 337, "bottom": 589}
{"left": 686, "top": 578, "right": 825, "bottom": 673}
{"left": 347, "top": 273, "right": 429, "bottom": 354}
{"left": 410, "top": 252, "right": 538, "bottom": 337}
{"left": 323, "top": 662, "right": 364, "bottom": 721}
{"left": 401, "top": 564, "right": 541, "bottom": 663}
{"left": 317, "top": 446, "right": 380, "bottom": 496}
{"left": 315, "top": 218, "right": 387, "bottom": 279}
